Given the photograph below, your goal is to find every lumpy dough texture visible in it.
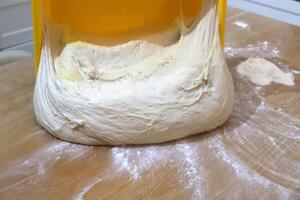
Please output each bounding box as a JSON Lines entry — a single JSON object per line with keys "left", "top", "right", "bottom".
{"left": 33, "top": 2, "right": 234, "bottom": 145}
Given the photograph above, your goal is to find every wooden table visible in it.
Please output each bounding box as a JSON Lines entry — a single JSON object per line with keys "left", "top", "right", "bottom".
{"left": 1, "top": 8, "right": 300, "bottom": 200}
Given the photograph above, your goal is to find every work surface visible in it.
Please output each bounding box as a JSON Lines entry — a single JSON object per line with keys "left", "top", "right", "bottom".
{"left": 1, "top": 8, "right": 300, "bottom": 200}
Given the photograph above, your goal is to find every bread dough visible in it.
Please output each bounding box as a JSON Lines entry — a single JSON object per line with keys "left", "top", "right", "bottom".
{"left": 33, "top": 3, "right": 234, "bottom": 145}
{"left": 237, "top": 58, "right": 295, "bottom": 86}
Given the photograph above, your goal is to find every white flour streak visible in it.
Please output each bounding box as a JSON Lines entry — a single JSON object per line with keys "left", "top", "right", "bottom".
{"left": 73, "top": 176, "right": 103, "bottom": 200}
{"left": 111, "top": 146, "right": 169, "bottom": 181}
{"left": 112, "top": 148, "right": 139, "bottom": 180}
{"left": 208, "top": 137, "right": 291, "bottom": 198}
{"left": 22, "top": 142, "right": 71, "bottom": 176}
{"left": 111, "top": 143, "right": 206, "bottom": 199}
{"left": 0, "top": 141, "right": 90, "bottom": 193}
{"left": 249, "top": 103, "right": 300, "bottom": 139}
{"left": 227, "top": 97, "right": 300, "bottom": 190}
{"left": 176, "top": 143, "right": 205, "bottom": 200}
{"left": 235, "top": 108, "right": 300, "bottom": 187}
{"left": 225, "top": 41, "right": 281, "bottom": 58}
{"left": 233, "top": 21, "right": 249, "bottom": 29}
{"left": 1, "top": 142, "right": 69, "bottom": 179}
{"left": 209, "top": 137, "right": 269, "bottom": 185}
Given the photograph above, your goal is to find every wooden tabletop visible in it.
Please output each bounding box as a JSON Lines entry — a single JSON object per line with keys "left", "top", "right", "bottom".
{"left": 1, "top": 8, "right": 300, "bottom": 200}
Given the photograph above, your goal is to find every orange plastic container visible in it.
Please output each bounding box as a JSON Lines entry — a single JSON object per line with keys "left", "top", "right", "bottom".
{"left": 32, "top": 0, "right": 227, "bottom": 72}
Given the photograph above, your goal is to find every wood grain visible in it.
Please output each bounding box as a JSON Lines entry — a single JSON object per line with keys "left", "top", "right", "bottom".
{"left": 0, "top": 8, "right": 300, "bottom": 200}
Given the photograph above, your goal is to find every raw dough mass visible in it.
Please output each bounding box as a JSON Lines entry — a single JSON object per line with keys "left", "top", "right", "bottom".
{"left": 237, "top": 57, "right": 295, "bottom": 86}
{"left": 33, "top": 3, "right": 234, "bottom": 145}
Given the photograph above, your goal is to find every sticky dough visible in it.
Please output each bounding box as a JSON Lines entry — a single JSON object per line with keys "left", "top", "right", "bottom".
{"left": 33, "top": 4, "right": 234, "bottom": 145}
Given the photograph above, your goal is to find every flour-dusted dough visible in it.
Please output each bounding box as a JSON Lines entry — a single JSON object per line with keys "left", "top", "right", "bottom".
{"left": 33, "top": 3, "right": 234, "bottom": 145}
{"left": 237, "top": 58, "right": 295, "bottom": 86}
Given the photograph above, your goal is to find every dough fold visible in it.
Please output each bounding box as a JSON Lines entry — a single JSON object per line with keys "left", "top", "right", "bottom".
{"left": 33, "top": 3, "right": 234, "bottom": 145}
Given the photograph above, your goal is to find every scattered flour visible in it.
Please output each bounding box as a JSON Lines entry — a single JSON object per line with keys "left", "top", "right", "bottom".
{"left": 175, "top": 143, "right": 205, "bottom": 200}
{"left": 111, "top": 146, "right": 168, "bottom": 181}
{"left": 73, "top": 176, "right": 103, "bottom": 200}
{"left": 224, "top": 41, "right": 281, "bottom": 58}
{"left": 207, "top": 137, "right": 292, "bottom": 199}
{"left": 0, "top": 141, "right": 90, "bottom": 193}
{"left": 233, "top": 21, "right": 249, "bottom": 29}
